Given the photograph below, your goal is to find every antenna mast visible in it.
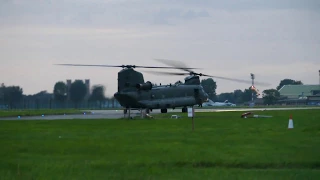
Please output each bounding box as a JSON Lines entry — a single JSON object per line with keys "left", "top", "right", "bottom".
{"left": 250, "top": 73, "right": 255, "bottom": 106}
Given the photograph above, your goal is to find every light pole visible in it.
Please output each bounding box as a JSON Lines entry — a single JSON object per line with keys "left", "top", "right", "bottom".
{"left": 250, "top": 73, "right": 255, "bottom": 105}
{"left": 318, "top": 70, "right": 320, "bottom": 85}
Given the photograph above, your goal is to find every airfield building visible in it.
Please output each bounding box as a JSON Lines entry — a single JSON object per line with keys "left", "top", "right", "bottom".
{"left": 277, "top": 84, "right": 320, "bottom": 105}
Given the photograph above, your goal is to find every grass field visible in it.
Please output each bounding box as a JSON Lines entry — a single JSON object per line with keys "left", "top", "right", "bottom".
{"left": 0, "top": 109, "right": 319, "bottom": 179}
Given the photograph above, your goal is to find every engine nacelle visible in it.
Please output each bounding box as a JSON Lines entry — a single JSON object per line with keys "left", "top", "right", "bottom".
{"left": 136, "top": 81, "right": 152, "bottom": 90}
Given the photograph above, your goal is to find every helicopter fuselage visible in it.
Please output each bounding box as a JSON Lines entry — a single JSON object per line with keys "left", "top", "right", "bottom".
{"left": 114, "top": 83, "right": 209, "bottom": 110}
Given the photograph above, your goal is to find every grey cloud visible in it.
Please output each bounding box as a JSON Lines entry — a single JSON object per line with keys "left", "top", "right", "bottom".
{"left": 0, "top": 1, "right": 208, "bottom": 27}
{"left": 1, "top": 0, "right": 319, "bottom": 95}
{"left": 148, "top": 9, "right": 210, "bottom": 25}
{"left": 182, "top": 10, "right": 210, "bottom": 19}
{"left": 151, "top": 0, "right": 320, "bottom": 11}
{"left": 1, "top": 0, "right": 318, "bottom": 28}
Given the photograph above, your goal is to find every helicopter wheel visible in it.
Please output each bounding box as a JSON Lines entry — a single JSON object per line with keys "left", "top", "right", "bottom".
{"left": 161, "top": 109, "right": 167, "bottom": 113}
{"left": 182, "top": 107, "right": 187, "bottom": 113}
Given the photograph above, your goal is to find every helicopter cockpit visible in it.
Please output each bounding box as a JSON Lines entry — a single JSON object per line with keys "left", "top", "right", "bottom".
{"left": 199, "top": 86, "right": 209, "bottom": 102}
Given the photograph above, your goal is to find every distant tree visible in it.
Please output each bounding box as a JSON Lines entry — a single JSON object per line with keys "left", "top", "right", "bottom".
{"left": 276, "top": 79, "right": 303, "bottom": 90}
{"left": 69, "top": 80, "right": 87, "bottom": 108}
{"left": 53, "top": 81, "right": 67, "bottom": 102}
{"left": 34, "top": 90, "right": 47, "bottom": 96}
{"left": 217, "top": 92, "right": 234, "bottom": 103}
{"left": 109, "top": 96, "right": 116, "bottom": 108}
{"left": 233, "top": 89, "right": 243, "bottom": 104}
{"left": 0, "top": 83, "right": 5, "bottom": 102}
{"left": 1, "top": 84, "right": 23, "bottom": 108}
{"left": 32, "top": 90, "right": 53, "bottom": 109}
{"left": 241, "top": 87, "right": 258, "bottom": 103}
{"left": 262, "top": 89, "right": 280, "bottom": 105}
{"left": 201, "top": 78, "right": 217, "bottom": 101}
{"left": 89, "top": 85, "right": 107, "bottom": 108}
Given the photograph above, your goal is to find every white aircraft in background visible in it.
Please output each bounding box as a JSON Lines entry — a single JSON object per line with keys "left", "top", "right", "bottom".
{"left": 202, "top": 99, "right": 236, "bottom": 107}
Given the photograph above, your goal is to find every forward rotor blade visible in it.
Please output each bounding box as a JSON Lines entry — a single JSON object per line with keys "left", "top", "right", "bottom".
{"left": 54, "top": 63, "right": 197, "bottom": 70}
{"left": 55, "top": 64, "right": 124, "bottom": 68}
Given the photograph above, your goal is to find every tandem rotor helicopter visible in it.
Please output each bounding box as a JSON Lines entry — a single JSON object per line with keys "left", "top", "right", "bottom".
{"left": 56, "top": 59, "right": 270, "bottom": 116}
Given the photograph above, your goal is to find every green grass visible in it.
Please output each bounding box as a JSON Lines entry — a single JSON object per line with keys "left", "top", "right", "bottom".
{"left": 0, "top": 109, "right": 320, "bottom": 179}
{"left": 0, "top": 109, "right": 87, "bottom": 118}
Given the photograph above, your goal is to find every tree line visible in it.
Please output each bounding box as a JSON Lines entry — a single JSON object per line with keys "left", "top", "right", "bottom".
{"left": 0, "top": 78, "right": 303, "bottom": 109}
{"left": 0, "top": 83, "right": 23, "bottom": 108}
{"left": 0, "top": 80, "right": 110, "bottom": 109}
{"left": 53, "top": 80, "right": 107, "bottom": 108}
{"left": 200, "top": 78, "right": 303, "bottom": 105}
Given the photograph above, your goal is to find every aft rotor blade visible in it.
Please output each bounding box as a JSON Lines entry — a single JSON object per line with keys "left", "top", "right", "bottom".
{"left": 54, "top": 63, "right": 197, "bottom": 70}
{"left": 154, "top": 59, "right": 195, "bottom": 73}
{"left": 143, "top": 70, "right": 190, "bottom": 76}
{"left": 144, "top": 70, "right": 271, "bottom": 86}
{"left": 201, "top": 74, "right": 271, "bottom": 86}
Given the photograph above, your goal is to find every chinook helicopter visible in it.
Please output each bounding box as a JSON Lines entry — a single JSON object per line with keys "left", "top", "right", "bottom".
{"left": 56, "top": 59, "right": 270, "bottom": 116}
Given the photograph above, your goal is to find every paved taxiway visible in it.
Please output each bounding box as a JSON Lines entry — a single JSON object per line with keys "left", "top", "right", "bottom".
{"left": 0, "top": 107, "right": 319, "bottom": 120}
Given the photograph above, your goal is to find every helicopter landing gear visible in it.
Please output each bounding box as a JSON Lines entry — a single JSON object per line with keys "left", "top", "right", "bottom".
{"left": 161, "top": 108, "right": 167, "bottom": 113}
{"left": 146, "top": 108, "right": 152, "bottom": 114}
{"left": 182, "top": 106, "right": 187, "bottom": 113}
{"left": 123, "top": 107, "right": 132, "bottom": 119}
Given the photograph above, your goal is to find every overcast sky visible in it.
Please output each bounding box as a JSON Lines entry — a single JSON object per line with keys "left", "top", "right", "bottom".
{"left": 1, "top": 0, "right": 319, "bottom": 97}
